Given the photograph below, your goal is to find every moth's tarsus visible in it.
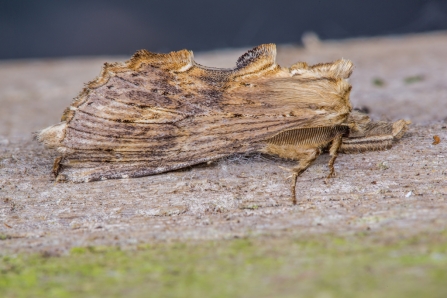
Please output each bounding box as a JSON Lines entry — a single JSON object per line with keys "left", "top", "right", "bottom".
{"left": 37, "top": 44, "right": 410, "bottom": 205}
{"left": 52, "top": 156, "right": 63, "bottom": 177}
{"left": 327, "top": 134, "right": 343, "bottom": 179}
{"left": 289, "top": 148, "right": 320, "bottom": 205}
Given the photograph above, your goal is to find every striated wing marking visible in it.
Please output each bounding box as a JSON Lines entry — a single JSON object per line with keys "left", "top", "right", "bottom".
{"left": 266, "top": 125, "right": 348, "bottom": 146}
{"left": 66, "top": 125, "right": 180, "bottom": 141}
{"left": 70, "top": 110, "right": 304, "bottom": 140}
{"left": 65, "top": 113, "right": 309, "bottom": 153}
{"left": 68, "top": 111, "right": 181, "bottom": 139}
{"left": 192, "top": 119, "right": 308, "bottom": 136}
{"left": 76, "top": 100, "right": 185, "bottom": 124}
{"left": 63, "top": 128, "right": 180, "bottom": 151}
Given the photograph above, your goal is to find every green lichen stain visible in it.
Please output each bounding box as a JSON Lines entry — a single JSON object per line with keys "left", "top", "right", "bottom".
{"left": 1, "top": 231, "right": 447, "bottom": 298}
{"left": 404, "top": 75, "right": 424, "bottom": 84}
{"left": 372, "top": 77, "right": 385, "bottom": 87}
{"left": 0, "top": 234, "right": 11, "bottom": 241}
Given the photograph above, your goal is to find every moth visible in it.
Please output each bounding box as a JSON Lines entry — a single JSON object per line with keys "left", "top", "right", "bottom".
{"left": 38, "top": 44, "right": 410, "bottom": 204}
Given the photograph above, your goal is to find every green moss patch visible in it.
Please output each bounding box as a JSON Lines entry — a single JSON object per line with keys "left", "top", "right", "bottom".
{"left": 1, "top": 231, "right": 447, "bottom": 298}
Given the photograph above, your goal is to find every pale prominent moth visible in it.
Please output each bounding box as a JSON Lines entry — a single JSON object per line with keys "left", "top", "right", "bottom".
{"left": 38, "top": 44, "right": 410, "bottom": 204}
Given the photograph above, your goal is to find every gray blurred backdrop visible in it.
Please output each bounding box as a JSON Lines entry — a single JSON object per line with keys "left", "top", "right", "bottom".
{"left": 1, "top": 0, "right": 447, "bottom": 60}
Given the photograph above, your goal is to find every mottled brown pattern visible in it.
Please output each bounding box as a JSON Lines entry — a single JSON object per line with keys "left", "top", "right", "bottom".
{"left": 37, "top": 44, "right": 409, "bottom": 201}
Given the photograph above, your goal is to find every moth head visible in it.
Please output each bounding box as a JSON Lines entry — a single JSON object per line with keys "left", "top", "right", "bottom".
{"left": 345, "top": 110, "right": 373, "bottom": 138}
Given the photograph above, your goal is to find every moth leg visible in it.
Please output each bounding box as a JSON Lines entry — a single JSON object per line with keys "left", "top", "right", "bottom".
{"left": 290, "top": 148, "right": 321, "bottom": 205}
{"left": 327, "top": 134, "right": 343, "bottom": 179}
{"left": 52, "top": 156, "right": 63, "bottom": 177}
{"left": 264, "top": 125, "right": 349, "bottom": 205}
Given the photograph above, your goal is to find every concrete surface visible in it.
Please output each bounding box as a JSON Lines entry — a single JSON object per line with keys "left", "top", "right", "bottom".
{"left": 0, "top": 32, "right": 446, "bottom": 254}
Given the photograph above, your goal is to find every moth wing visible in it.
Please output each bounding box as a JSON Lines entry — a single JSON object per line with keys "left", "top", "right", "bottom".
{"left": 38, "top": 44, "right": 355, "bottom": 182}
{"left": 38, "top": 46, "right": 282, "bottom": 182}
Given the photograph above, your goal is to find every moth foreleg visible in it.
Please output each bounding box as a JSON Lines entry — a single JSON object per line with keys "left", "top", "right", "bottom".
{"left": 290, "top": 148, "right": 321, "bottom": 205}
{"left": 327, "top": 134, "right": 343, "bottom": 179}
{"left": 264, "top": 125, "right": 350, "bottom": 205}
{"left": 52, "top": 156, "right": 63, "bottom": 177}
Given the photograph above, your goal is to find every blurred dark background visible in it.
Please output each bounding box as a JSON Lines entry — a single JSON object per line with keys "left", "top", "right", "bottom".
{"left": 1, "top": 0, "right": 447, "bottom": 60}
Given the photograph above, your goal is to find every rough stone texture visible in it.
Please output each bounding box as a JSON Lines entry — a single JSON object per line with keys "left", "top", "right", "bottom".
{"left": 1, "top": 32, "right": 446, "bottom": 254}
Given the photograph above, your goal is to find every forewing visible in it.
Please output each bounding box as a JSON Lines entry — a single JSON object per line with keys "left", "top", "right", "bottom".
{"left": 38, "top": 44, "right": 354, "bottom": 182}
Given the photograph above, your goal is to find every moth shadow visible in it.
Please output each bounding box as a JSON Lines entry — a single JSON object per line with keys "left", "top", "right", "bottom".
{"left": 171, "top": 152, "right": 332, "bottom": 175}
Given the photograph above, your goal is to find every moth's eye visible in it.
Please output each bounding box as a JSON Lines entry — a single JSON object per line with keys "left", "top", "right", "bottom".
{"left": 309, "top": 104, "right": 318, "bottom": 110}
